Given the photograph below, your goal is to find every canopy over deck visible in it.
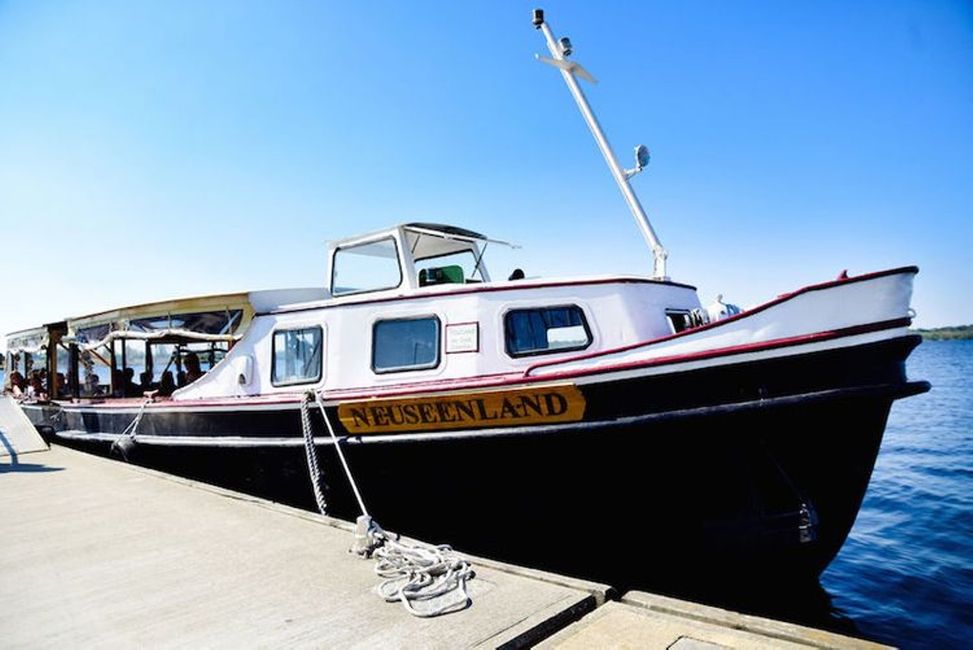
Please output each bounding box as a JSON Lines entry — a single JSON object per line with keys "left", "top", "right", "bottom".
{"left": 65, "top": 291, "right": 255, "bottom": 349}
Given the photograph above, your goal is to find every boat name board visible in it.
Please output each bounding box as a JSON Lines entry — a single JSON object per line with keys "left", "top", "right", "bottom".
{"left": 337, "top": 384, "right": 586, "bottom": 434}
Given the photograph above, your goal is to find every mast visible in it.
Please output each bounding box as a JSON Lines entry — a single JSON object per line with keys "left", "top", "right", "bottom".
{"left": 532, "top": 8, "right": 669, "bottom": 281}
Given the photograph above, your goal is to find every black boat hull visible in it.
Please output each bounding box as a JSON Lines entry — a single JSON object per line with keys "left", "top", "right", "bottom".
{"left": 24, "top": 334, "right": 928, "bottom": 588}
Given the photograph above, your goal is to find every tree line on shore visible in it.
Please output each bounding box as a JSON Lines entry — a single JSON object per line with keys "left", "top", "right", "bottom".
{"left": 912, "top": 324, "right": 973, "bottom": 340}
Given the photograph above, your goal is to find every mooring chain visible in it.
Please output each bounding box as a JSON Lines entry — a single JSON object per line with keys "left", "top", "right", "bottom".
{"left": 301, "top": 390, "right": 474, "bottom": 617}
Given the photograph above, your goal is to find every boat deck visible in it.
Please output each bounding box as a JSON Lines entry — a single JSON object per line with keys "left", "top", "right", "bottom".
{"left": 0, "top": 444, "right": 887, "bottom": 648}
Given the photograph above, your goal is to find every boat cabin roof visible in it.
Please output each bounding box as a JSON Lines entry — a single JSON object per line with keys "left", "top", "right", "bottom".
{"left": 66, "top": 291, "right": 256, "bottom": 341}
{"left": 54, "top": 288, "right": 327, "bottom": 348}
{"left": 6, "top": 325, "right": 59, "bottom": 355}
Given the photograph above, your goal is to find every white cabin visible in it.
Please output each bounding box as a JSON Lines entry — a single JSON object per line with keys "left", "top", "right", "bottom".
{"left": 176, "top": 223, "right": 702, "bottom": 400}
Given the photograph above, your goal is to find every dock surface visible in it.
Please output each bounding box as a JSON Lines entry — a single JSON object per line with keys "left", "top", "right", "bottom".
{"left": 1, "top": 444, "right": 888, "bottom": 648}
{"left": 538, "top": 591, "right": 887, "bottom": 649}
{"left": 0, "top": 445, "right": 603, "bottom": 648}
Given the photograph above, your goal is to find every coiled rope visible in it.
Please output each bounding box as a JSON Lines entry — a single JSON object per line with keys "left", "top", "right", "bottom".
{"left": 300, "top": 391, "right": 474, "bottom": 617}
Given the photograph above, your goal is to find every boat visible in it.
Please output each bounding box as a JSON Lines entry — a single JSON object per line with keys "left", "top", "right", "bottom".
{"left": 3, "top": 10, "right": 928, "bottom": 587}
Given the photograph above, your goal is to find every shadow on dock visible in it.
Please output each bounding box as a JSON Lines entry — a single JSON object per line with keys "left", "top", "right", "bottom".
{"left": 0, "top": 461, "right": 64, "bottom": 474}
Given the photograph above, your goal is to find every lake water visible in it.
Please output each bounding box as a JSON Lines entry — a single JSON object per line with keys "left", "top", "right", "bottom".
{"left": 814, "top": 340, "right": 973, "bottom": 647}
{"left": 2, "top": 341, "right": 970, "bottom": 646}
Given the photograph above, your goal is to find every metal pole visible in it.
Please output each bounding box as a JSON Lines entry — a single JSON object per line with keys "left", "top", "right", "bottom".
{"left": 534, "top": 10, "right": 669, "bottom": 280}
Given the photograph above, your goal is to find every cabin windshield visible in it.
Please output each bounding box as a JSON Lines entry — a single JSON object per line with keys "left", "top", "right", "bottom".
{"left": 405, "top": 227, "right": 489, "bottom": 285}
{"left": 328, "top": 224, "right": 507, "bottom": 295}
{"left": 331, "top": 238, "right": 403, "bottom": 296}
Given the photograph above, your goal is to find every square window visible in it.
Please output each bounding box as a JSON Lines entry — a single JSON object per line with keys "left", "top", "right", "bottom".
{"left": 373, "top": 317, "right": 440, "bottom": 373}
{"left": 504, "top": 306, "right": 591, "bottom": 357}
{"left": 272, "top": 327, "right": 323, "bottom": 386}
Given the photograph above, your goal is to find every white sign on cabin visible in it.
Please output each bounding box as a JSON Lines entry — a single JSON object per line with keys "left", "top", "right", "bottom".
{"left": 446, "top": 322, "right": 479, "bottom": 354}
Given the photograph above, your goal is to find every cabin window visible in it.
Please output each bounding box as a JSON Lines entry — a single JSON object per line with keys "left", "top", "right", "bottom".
{"left": 504, "top": 306, "right": 592, "bottom": 357}
{"left": 271, "top": 327, "right": 323, "bottom": 386}
{"left": 666, "top": 310, "right": 694, "bottom": 334}
{"left": 55, "top": 341, "right": 72, "bottom": 398}
{"left": 79, "top": 348, "right": 111, "bottom": 397}
{"left": 415, "top": 250, "right": 482, "bottom": 285}
{"left": 372, "top": 317, "right": 440, "bottom": 373}
{"left": 110, "top": 339, "right": 150, "bottom": 398}
{"left": 331, "top": 237, "right": 402, "bottom": 296}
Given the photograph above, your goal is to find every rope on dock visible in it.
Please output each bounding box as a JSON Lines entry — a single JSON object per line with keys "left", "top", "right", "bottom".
{"left": 301, "top": 391, "right": 474, "bottom": 617}
{"left": 365, "top": 517, "right": 475, "bottom": 618}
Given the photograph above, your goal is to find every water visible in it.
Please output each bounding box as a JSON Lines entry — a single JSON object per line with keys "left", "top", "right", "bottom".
{"left": 817, "top": 340, "right": 973, "bottom": 647}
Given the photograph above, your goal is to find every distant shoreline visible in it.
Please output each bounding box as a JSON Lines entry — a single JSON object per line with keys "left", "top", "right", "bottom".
{"left": 912, "top": 325, "right": 973, "bottom": 341}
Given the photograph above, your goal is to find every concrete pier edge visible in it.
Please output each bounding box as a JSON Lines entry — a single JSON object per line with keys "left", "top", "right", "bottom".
{"left": 1, "top": 444, "right": 889, "bottom": 648}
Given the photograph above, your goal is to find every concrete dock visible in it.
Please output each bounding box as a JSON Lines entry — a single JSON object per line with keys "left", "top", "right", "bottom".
{"left": 1, "top": 444, "right": 888, "bottom": 648}
{"left": 539, "top": 592, "right": 887, "bottom": 649}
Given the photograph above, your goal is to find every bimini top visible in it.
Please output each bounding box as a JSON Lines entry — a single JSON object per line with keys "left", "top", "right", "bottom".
{"left": 6, "top": 325, "right": 59, "bottom": 356}
{"left": 61, "top": 288, "right": 327, "bottom": 351}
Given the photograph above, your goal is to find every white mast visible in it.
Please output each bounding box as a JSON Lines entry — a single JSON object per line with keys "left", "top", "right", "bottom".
{"left": 532, "top": 8, "right": 669, "bottom": 281}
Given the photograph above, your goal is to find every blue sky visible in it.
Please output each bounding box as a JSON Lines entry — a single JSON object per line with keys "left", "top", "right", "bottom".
{"left": 1, "top": 1, "right": 971, "bottom": 348}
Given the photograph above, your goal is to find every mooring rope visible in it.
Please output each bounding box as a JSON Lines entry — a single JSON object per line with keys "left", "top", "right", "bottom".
{"left": 299, "top": 395, "right": 329, "bottom": 515}
{"left": 370, "top": 524, "right": 475, "bottom": 617}
{"left": 300, "top": 391, "right": 474, "bottom": 617}
{"left": 109, "top": 396, "right": 152, "bottom": 460}
{"left": 312, "top": 392, "right": 370, "bottom": 517}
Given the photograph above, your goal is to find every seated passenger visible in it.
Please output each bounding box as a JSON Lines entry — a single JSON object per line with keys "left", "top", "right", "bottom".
{"left": 55, "top": 372, "right": 69, "bottom": 398}
{"left": 184, "top": 352, "right": 203, "bottom": 384}
{"left": 159, "top": 371, "right": 176, "bottom": 396}
{"left": 6, "top": 371, "right": 25, "bottom": 397}
{"left": 112, "top": 370, "right": 126, "bottom": 398}
{"left": 122, "top": 367, "right": 138, "bottom": 397}
{"left": 139, "top": 371, "right": 155, "bottom": 394}
{"left": 27, "top": 372, "right": 47, "bottom": 400}
{"left": 85, "top": 372, "right": 103, "bottom": 397}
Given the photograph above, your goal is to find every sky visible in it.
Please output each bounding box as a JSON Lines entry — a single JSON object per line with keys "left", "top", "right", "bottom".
{"left": 1, "top": 1, "right": 971, "bottom": 350}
